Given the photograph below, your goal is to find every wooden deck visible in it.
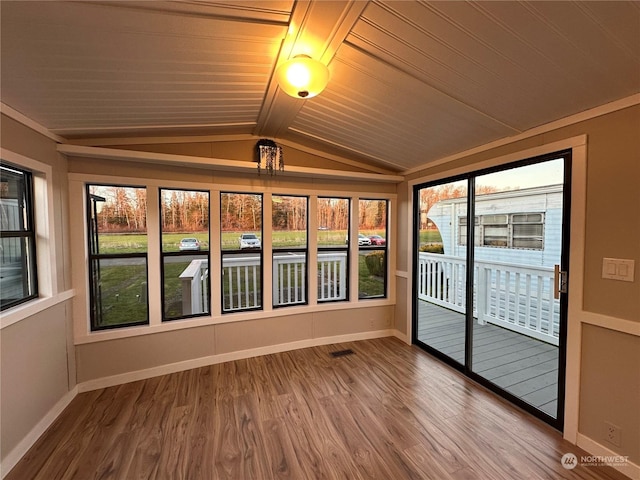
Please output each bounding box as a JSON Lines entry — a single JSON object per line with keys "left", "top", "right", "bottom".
{"left": 417, "top": 300, "right": 559, "bottom": 417}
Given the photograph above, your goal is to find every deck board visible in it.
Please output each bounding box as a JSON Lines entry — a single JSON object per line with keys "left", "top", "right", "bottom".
{"left": 417, "top": 300, "right": 559, "bottom": 416}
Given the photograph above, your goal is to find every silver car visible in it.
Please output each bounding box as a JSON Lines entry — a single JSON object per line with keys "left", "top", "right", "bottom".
{"left": 239, "top": 233, "right": 261, "bottom": 249}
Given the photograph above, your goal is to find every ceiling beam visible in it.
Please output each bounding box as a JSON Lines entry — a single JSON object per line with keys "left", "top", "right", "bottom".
{"left": 254, "top": 0, "right": 368, "bottom": 139}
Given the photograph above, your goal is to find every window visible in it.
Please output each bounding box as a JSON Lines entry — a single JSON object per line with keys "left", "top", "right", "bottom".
{"left": 317, "top": 197, "right": 349, "bottom": 302}
{"left": 358, "top": 199, "right": 388, "bottom": 299}
{"left": 160, "top": 189, "right": 210, "bottom": 320}
{"left": 0, "top": 164, "right": 37, "bottom": 310}
{"left": 459, "top": 213, "right": 544, "bottom": 250}
{"left": 87, "top": 185, "right": 149, "bottom": 330}
{"left": 221, "top": 192, "right": 262, "bottom": 312}
{"left": 512, "top": 213, "right": 544, "bottom": 249}
{"left": 272, "top": 195, "right": 308, "bottom": 307}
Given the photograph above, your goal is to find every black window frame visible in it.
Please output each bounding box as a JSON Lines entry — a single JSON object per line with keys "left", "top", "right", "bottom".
{"left": 159, "top": 187, "right": 211, "bottom": 321}
{"left": 0, "top": 163, "right": 38, "bottom": 310}
{"left": 358, "top": 198, "right": 389, "bottom": 300}
{"left": 86, "top": 183, "right": 149, "bottom": 331}
{"left": 317, "top": 196, "right": 350, "bottom": 303}
{"left": 272, "top": 194, "right": 309, "bottom": 308}
{"left": 220, "top": 191, "right": 263, "bottom": 313}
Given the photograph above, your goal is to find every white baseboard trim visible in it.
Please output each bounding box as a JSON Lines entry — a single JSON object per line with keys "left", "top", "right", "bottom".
{"left": 576, "top": 433, "right": 639, "bottom": 480}
{"left": 78, "top": 329, "right": 395, "bottom": 393}
{"left": 1, "top": 386, "right": 78, "bottom": 479}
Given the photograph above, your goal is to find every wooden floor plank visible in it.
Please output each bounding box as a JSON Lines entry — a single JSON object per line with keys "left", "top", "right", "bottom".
{"left": 5, "top": 337, "right": 629, "bottom": 480}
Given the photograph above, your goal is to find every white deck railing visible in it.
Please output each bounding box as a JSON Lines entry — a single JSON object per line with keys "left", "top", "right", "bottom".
{"left": 418, "top": 252, "right": 560, "bottom": 345}
{"left": 180, "top": 251, "right": 348, "bottom": 313}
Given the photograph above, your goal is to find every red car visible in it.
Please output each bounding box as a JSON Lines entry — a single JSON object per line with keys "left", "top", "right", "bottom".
{"left": 368, "top": 235, "right": 386, "bottom": 245}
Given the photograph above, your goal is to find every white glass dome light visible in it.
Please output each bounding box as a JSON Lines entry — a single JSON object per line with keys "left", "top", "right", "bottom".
{"left": 276, "top": 55, "right": 329, "bottom": 99}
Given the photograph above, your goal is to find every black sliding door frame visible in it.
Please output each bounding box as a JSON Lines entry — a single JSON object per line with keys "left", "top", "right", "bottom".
{"left": 412, "top": 150, "right": 572, "bottom": 431}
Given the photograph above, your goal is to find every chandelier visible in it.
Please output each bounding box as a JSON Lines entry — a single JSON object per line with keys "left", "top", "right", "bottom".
{"left": 255, "top": 139, "right": 284, "bottom": 176}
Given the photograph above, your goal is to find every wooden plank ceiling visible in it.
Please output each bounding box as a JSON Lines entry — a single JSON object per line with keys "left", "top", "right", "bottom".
{"left": 1, "top": 1, "right": 639, "bottom": 173}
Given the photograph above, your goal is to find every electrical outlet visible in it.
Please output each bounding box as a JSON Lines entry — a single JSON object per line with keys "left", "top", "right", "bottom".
{"left": 605, "top": 422, "right": 621, "bottom": 447}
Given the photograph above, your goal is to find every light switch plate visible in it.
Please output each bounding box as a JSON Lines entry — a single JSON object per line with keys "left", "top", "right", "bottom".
{"left": 602, "top": 258, "right": 635, "bottom": 282}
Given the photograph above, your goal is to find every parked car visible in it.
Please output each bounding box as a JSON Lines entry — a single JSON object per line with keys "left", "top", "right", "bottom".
{"left": 179, "top": 238, "right": 201, "bottom": 251}
{"left": 368, "top": 235, "right": 386, "bottom": 245}
{"left": 239, "top": 233, "right": 261, "bottom": 249}
{"left": 345, "top": 234, "right": 373, "bottom": 246}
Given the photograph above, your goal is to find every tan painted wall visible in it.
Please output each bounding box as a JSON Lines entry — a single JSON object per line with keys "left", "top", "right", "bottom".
{"left": 0, "top": 114, "right": 75, "bottom": 464}
{"left": 406, "top": 105, "right": 640, "bottom": 321}
{"left": 402, "top": 104, "right": 640, "bottom": 464}
{"left": 76, "top": 307, "right": 394, "bottom": 383}
{"left": 579, "top": 325, "right": 639, "bottom": 464}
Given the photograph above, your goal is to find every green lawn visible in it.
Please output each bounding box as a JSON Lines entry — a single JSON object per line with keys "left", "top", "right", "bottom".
{"left": 418, "top": 229, "right": 443, "bottom": 245}
{"left": 97, "top": 229, "right": 391, "bottom": 253}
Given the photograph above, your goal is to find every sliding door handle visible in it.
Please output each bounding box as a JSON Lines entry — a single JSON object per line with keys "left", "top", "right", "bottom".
{"left": 554, "top": 265, "right": 568, "bottom": 299}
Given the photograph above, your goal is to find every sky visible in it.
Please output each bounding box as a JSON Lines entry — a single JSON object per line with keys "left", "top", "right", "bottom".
{"left": 476, "top": 158, "right": 565, "bottom": 191}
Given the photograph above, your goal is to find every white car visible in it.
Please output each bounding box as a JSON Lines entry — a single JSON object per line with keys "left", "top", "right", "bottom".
{"left": 239, "top": 233, "right": 261, "bottom": 249}
{"left": 345, "top": 234, "right": 372, "bottom": 246}
{"left": 179, "top": 238, "right": 201, "bottom": 251}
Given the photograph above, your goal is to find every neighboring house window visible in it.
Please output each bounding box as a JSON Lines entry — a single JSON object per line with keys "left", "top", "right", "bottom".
{"left": 87, "top": 185, "right": 149, "bottom": 330}
{"left": 221, "top": 192, "right": 262, "bottom": 312}
{"left": 317, "top": 197, "right": 349, "bottom": 302}
{"left": 358, "top": 199, "right": 388, "bottom": 299}
{"left": 0, "top": 164, "right": 37, "bottom": 310}
{"left": 272, "top": 195, "right": 308, "bottom": 307}
{"left": 459, "top": 213, "right": 544, "bottom": 250}
{"left": 160, "top": 188, "right": 210, "bottom": 320}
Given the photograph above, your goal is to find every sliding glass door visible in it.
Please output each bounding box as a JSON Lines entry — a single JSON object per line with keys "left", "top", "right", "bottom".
{"left": 413, "top": 152, "right": 571, "bottom": 428}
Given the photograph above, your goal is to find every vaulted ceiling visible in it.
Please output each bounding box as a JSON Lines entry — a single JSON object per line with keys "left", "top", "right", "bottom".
{"left": 2, "top": 1, "right": 639, "bottom": 174}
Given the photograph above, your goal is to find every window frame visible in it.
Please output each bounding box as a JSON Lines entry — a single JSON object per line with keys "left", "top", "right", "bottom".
{"left": 317, "top": 196, "right": 350, "bottom": 303}
{"left": 358, "top": 198, "right": 389, "bottom": 300}
{"left": 272, "top": 194, "right": 309, "bottom": 308}
{"left": 0, "top": 162, "right": 38, "bottom": 310}
{"left": 159, "top": 187, "right": 211, "bottom": 322}
{"left": 86, "top": 183, "right": 150, "bottom": 331}
{"left": 220, "top": 191, "right": 264, "bottom": 314}
{"left": 459, "top": 212, "right": 545, "bottom": 250}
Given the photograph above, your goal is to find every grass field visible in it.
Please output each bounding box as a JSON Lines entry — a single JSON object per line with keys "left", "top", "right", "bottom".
{"left": 96, "top": 230, "right": 389, "bottom": 253}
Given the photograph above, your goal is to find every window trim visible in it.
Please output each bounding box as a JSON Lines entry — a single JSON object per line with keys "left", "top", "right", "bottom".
{"left": 1, "top": 148, "right": 64, "bottom": 329}
{"left": 68, "top": 173, "right": 396, "bottom": 344}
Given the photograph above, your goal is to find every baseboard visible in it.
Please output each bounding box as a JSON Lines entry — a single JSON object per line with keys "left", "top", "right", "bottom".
{"left": 576, "top": 433, "right": 639, "bottom": 480}
{"left": 78, "top": 329, "right": 395, "bottom": 393}
{"left": 1, "top": 386, "right": 78, "bottom": 479}
{"left": 392, "top": 329, "right": 409, "bottom": 344}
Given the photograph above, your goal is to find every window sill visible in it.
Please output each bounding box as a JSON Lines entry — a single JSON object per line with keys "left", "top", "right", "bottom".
{"left": 74, "top": 298, "right": 396, "bottom": 345}
{"left": 0, "top": 289, "right": 75, "bottom": 329}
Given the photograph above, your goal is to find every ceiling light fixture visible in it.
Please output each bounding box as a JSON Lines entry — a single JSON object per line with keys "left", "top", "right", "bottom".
{"left": 255, "top": 139, "right": 284, "bottom": 176}
{"left": 275, "top": 55, "right": 329, "bottom": 99}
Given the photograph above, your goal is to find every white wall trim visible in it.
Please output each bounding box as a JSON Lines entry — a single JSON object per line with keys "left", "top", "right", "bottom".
{"left": 58, "top": 144, "right": 404, "bottom": 183}
{"left": 0, "top": 103, "right": 66, "bottom": 144}
{"left": 0, "top": 386, "right": 78, "bottom": 479}
{"left": 579, "top": 312, "right": 640, "bottom": 337}
{"left": 403, "top": 93, "right": 639, "bottom": 176}
{"left": 77, "top": 329, "right": 395, "bottom": 393}
{"left": 576, "top": 433, "right": 640, "bottom": 480}
{"left": 0, "top": 289, "right": 75, "bottom": 330}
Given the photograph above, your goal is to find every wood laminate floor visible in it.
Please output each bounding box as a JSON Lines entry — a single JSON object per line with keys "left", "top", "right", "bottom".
{"left": 6, "top": 337, "right": 628, "bottom": 480}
